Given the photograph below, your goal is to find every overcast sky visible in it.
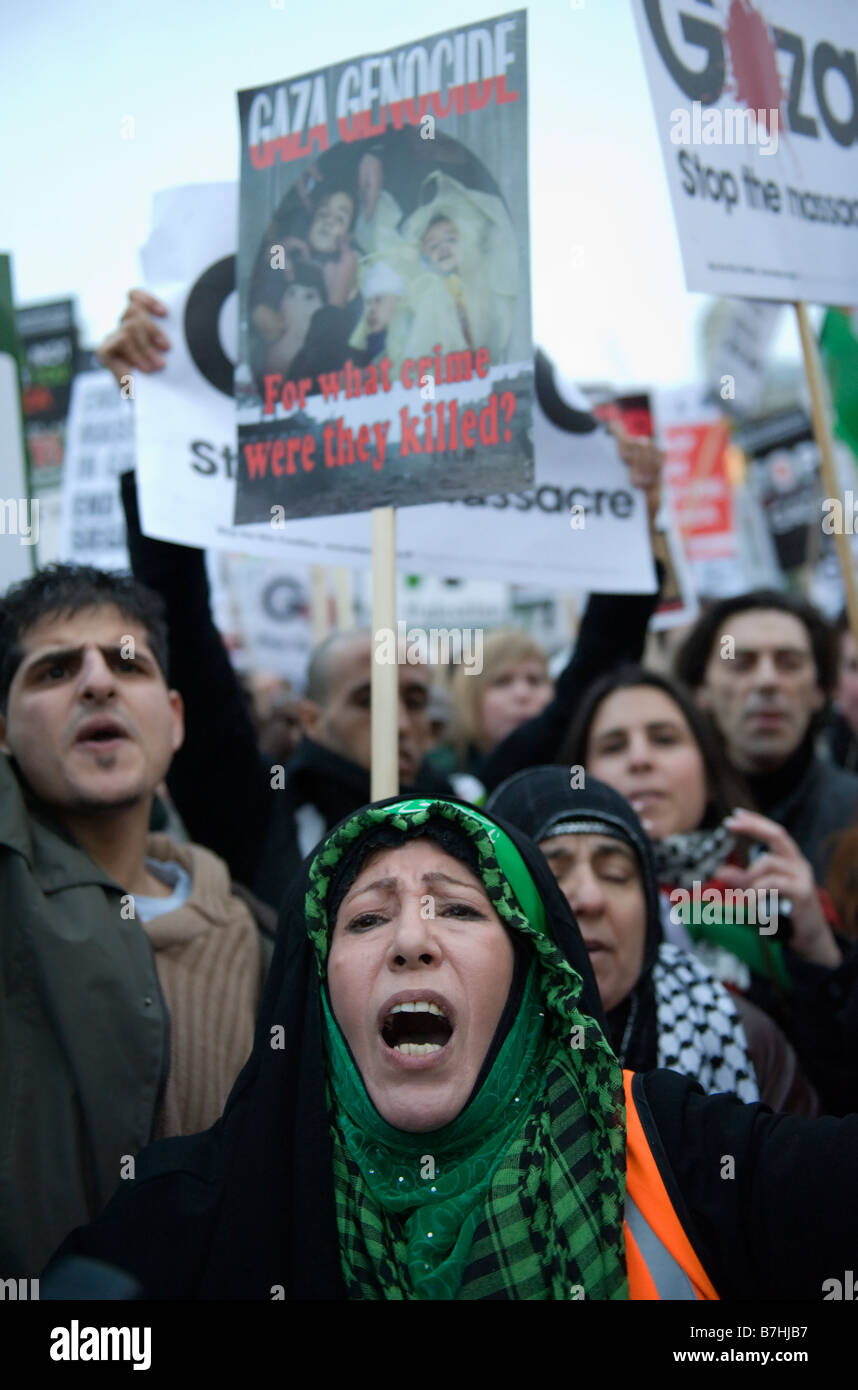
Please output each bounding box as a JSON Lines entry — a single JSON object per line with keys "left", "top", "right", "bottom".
{"left": 1, "top": 0, "right": 804, "bottom": 385}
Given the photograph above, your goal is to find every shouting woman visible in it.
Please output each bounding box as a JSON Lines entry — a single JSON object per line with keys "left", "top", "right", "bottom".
{"left": 50, "top": 797, "right": 858, "bottom": 1299}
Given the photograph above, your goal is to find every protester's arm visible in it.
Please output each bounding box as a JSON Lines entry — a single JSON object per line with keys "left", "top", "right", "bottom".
{"left": 637, "top": 1067, "right": 858, "bottom": 1299}
{"left": 120, "top": 472, "right": 272, "bottom": 887}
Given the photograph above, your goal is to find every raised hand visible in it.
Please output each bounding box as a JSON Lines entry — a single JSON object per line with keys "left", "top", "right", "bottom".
{"left": 96, "top": 290, "right": 170, "bottom": 383}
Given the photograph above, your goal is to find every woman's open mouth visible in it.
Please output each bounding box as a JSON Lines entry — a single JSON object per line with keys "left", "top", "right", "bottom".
{"left": 380, "top": 1000, "right": 454, "bottom": 1058}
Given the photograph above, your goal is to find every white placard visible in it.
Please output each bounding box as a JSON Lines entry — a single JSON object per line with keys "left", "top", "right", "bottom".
{"left": 632, "top": 1, "right": 858, "bottom": 304}
{"left": 60, "top": 371, "right": 131, "bottom": 570}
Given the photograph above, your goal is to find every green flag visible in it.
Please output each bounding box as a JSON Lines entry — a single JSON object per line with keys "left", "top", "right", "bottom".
{"left": 820, "top": 308, "right": 858, "bottom": 465}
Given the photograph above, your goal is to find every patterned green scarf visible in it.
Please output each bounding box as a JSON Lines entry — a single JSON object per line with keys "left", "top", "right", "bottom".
{"left": 305, "top": 798, "right": 628, "bottom": 1301}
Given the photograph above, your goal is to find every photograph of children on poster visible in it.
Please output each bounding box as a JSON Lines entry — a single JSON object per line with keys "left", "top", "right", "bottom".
{"left": 235, "top": 11, "right": 532, "bottom": 523}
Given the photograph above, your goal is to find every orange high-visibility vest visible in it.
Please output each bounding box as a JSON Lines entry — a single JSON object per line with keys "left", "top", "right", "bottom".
{"left": 623, "top": 1071, "right": 719, "bottom": 1300}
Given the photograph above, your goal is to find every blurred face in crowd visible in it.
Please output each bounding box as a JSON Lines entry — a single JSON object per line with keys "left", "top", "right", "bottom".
{"left": 585, "top": 685, "right": 708, "bottom": 838}
{"left": 365, "top": 292, "right": 400, "bottom": 334}
{"left": 479, "top": 661, "right": 553, "bottom": 753}
{"left": 309, "top": 193, "right": 354, "bottom": 254}
{"left": 0, "top": 605, "right": 183, "bottom": 815}
{"left": 301, "top": 632, "right": 433, "bottom": 785}
{"left": 698, "top": 610, "right": 825, "bottom": 773}
{"left": 422, "top": 218, "right": 460, "bottom": 273}
{"left": 328, "top": 839, "right": 514, "bottom": 1131}
{"left": 835, "top": 629, "right": 858, "bottom": 736}
{"left": 280, "top": 281, "right": 323, "bottom": 331}
{"left": 539, "top": 832, "right": 645, "bottom": 1013}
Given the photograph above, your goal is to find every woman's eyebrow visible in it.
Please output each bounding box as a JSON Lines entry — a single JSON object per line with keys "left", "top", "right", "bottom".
{"left": 422, "top": 871, "right": 480, "bottom": 891}
{"left": 592, "top": 842, "right": 635, "bottom": 864}
{"left": 542, "top": 844, "right": 574, "bottom": 861}
{"left": 345, "top": 869, "right": 479, "bottom": 900}
{"left": 347, "top": 876, "right": 397, "bottom": 900}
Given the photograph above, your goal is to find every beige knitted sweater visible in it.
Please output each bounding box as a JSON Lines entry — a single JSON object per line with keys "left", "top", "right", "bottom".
{"left": 142, "top": 833, "right": 262, "bottom": 1139}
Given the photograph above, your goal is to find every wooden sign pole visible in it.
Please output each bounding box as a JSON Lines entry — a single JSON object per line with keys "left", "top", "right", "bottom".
{"left": 795, "top": 303, "right": 858, "bottom": 649}
{"left": 371, "top": 506, "right": 398, "bottom": 801}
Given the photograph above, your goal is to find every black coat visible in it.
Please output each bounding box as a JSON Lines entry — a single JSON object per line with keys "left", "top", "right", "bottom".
{"left": 744, "top": 733, "right": 858, "bottom": 880}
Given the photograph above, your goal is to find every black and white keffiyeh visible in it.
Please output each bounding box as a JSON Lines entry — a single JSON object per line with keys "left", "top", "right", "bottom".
{"left": 649, "top": 943, "right": 759, "bottom": 1102}
{"left": 651, "top": 826, "right": 735, "bottom": 890}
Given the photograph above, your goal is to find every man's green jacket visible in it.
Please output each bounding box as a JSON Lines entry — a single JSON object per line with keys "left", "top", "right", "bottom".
{"left": 0, "top": 753, "right": 167, "bottom": 1277}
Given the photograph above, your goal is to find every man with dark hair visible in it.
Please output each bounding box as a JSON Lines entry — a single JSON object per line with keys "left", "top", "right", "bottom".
{"left": 675, "top": 589, "right": 858, "bottom": 877}
{"left": 0, "top": 564, "right": 273, "bottom": 1278}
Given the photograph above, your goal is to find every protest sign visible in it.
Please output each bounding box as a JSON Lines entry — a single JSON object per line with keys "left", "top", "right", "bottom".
{"left": 16, "top": 298, "right": 80, "bottom": 565}
{"left": 134, "top": 182, "right": 656, "bottom": 592}
{"left": 742, "top": 409, "right": 821, "bottom": 572}
{"left": 16, "top": 298, "right": 78, "bottom": 492}
{"left": 59, "top": 370, "right": 131, "bottom": 571}
{"left": 209, "top": 553, "right": 313, "bottom": 686}
{"left": 234, "top": 12, "right": 532, "bottom": 522}
{"left": 649, "top": 505, "right": 699, "bottom": 628}
{"left": 655, "top": 385, "right": 741, "bottom": 598}
{"left": 703, "top": 297, "right": 783, "bottom": 420}
{"left": 0, "top": 254, "right": 36, "bottom": 589}
{"left": 632, "top": 1, "right": 858, "bottom": 304}
{"left": 740, "top": 407, "right": 857, "bottom": 589}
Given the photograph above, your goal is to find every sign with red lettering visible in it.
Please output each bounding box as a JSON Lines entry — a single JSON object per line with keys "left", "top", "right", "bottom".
{"left": 234, "top": 11, "right": 532, "bottom": 522}
{"left": 656, "top": 385, "right": 741, "bottom": 597}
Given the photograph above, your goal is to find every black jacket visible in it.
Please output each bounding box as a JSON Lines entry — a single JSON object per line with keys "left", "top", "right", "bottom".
{"left": 744, "top": 733, "right": 858, "bottom": 880}
{"left": 826, "top": 708, "right": 858, "bottom": 773}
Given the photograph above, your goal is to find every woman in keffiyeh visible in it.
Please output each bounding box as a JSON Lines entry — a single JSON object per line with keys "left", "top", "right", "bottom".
{"left": 49, "top": 796, "right": 858, "bottom": 1299}
{"left": 485, "top": 768, "right": 818, "bottom": 1116}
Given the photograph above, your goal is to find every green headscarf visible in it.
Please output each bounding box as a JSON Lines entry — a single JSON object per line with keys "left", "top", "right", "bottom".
{"left": 305, "top": 797, "right": 629, "bottom": 1301}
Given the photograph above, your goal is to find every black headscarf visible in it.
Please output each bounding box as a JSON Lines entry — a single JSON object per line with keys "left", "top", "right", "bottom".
{"left": 50, "top": 795, "right": 616, "bottom": 1300}
{"left": 485, "top": 768, "right": 663, "bottom": 1071}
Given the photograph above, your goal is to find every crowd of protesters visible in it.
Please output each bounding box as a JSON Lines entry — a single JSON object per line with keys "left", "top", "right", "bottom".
{"left": 3, "top": 292, "right": 858, "bottom": 1300}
